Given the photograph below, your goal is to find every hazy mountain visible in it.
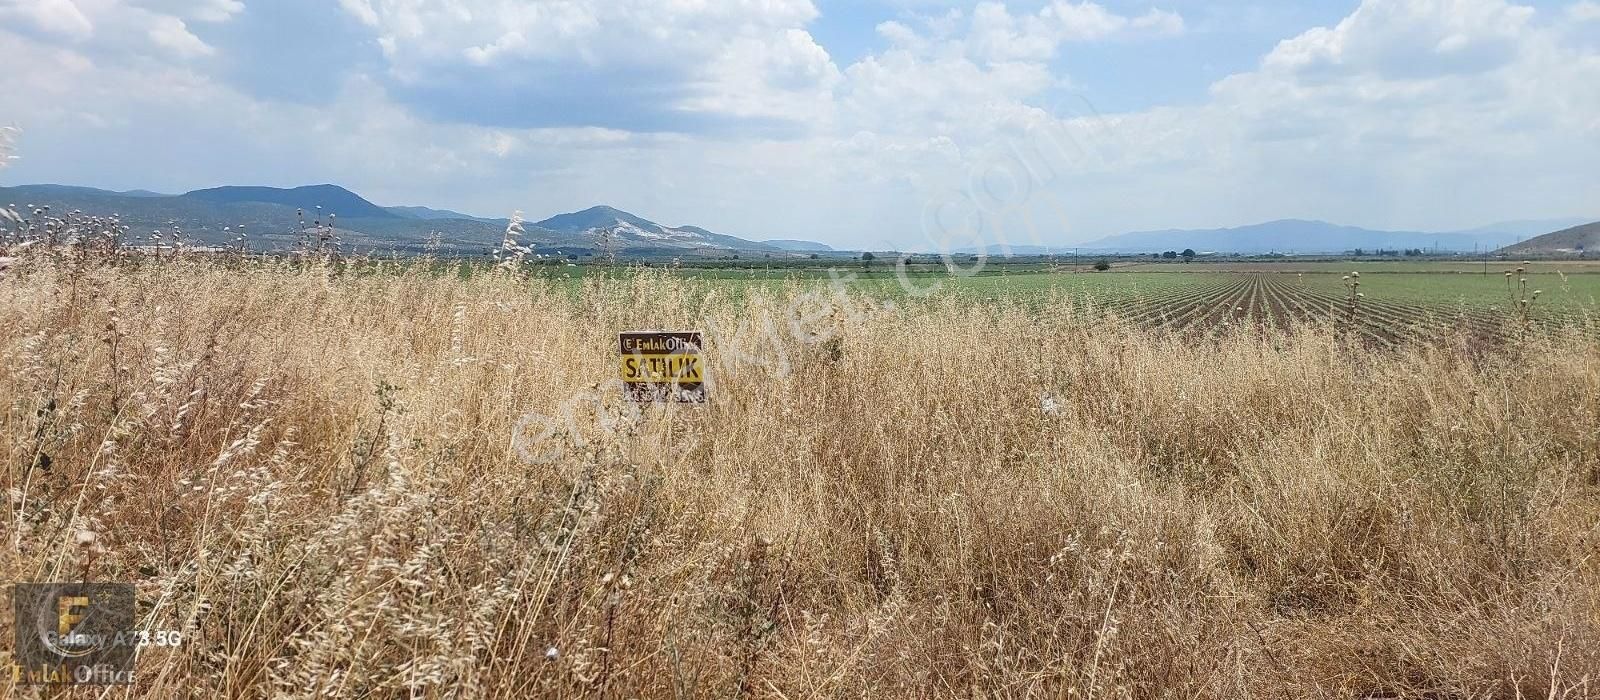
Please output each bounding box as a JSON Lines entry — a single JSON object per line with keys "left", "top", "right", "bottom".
{"left": 1450, "top": 218, "right": 1593, "bottom": 239}
{"left": 24, "top": 181, "right": 1567, "bottom": 257}
{"left": 1, "top": 183, "right": 508, "bottom": 251}
{"left": 764, "top": 239, "right": 835, "bottom": 252}
{"left": 0, "top": 184, "right": 823, "bottom": 254}
{"left": 961, "top": 244, "right": 1074, "bottom": 256}
{"left": 1069, "top": 219, "right": 1524, "bottom": 254}
{"left": 387, "top": 205, "right": 501, "bottom": 223}
{"left": 1496, "top": 221, "right": 1600, "bottom": 255}
{"left": 3, "top": 184, "right": 301, "bottom": 235}
{"left": 532, "top": 206, "right": 782, "bottom": 251}
{"left": 184, "top": 184, "right": 400, "bottom": 219}
{"left": 3, "top": 184, "right": 170, "bottom": 201}
{"left": 535, "top": 205, "right": 656, "bottom": 233}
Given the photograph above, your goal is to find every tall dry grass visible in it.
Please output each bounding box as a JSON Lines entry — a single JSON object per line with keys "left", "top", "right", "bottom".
{"left": 1, "top": 255, "right": 1597, "bottom": 698}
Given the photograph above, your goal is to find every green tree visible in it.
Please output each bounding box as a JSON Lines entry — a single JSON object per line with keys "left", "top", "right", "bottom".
{"left": 1181, "top": 248, "right": 1196, "bottom": 262}
{"left": 1093, "top": 259, "right": 1112, "bottom": 271}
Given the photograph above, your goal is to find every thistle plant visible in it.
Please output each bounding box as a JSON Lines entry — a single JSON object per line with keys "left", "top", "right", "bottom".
{"left": 0, "top": 204, "right": 126, "bottom": 266}
{"left": 496, "top": 210, "right": 529, "bottom": 269}
{"left": 1342, "top": 271, "right": 1363, "bottom": 325}
{"left": 228, "top": 224, "right": 250, "bottom": 256}
{"left": 167, "top": 222, "right": 186, "bottom": 257}
{"left": 1511, "top": 261, "right": 1540, "bottom": 333}
{"left": 597, "top": 226, "right": 617, "bottom": 267}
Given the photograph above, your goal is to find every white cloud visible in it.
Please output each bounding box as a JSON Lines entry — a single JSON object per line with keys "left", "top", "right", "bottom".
{"left": 825, "top": 0, "right": 1600, "bottom": 243}
{"left": 340, "top": 0, "right": 835, "bottom": 130}
{"left": 0, "top": 0, "right": 1596, "bottom": 248}
{"left": 848, "top": 1, "right": 1186, "bottom": 134}
{"left": 685, "top": 28, "right": 842, "bottom": 124}
{"left": 965, "top": 1, "right": 1184, "bottom": 61}
{"left": 338, "top": 0, "right": 378, "bottom": 26}
{"left": 1042, "top": 1, "right": 1184, "bottom": 42}
{"left": 1569, "top": 1, "right": 1600, "bottom": 21}
{"left": 1129, "top": 9, "right": 1183, "bottom": 36}
{"left": 0, "top": 0, "right": 237, "bottom": 57}
{"left": 1147, "top": 0, "right": 1600, "bottom": 231}
{"left": 130, "top": 0, "right": 243, "bottom": 23}
{"left": 146, "top": 15, "right": 212, "bottom": 56}
{"left": 1260, "top": 0, "right": 1532, "bottom": 78}
{"left": 1, "top": 0, "right": 95, "bottom": 39}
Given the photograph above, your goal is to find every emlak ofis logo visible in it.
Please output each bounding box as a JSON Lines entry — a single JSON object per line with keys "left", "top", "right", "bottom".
{"left": 11, "top": 583, "right": 136, "bottom": 685}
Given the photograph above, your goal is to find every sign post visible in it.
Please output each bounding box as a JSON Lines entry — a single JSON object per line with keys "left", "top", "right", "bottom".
{"left": 619, "top": 331, "right": 707, "bottom": 403}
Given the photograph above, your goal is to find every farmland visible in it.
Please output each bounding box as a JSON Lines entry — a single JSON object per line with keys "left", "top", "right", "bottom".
{"left": 2, "top": 250, "right": 1599, "bottom": 698}
{"left": 538, "top": 261, "right": 1600, "bottom": 344}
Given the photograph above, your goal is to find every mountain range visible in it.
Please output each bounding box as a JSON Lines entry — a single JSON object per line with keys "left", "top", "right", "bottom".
{"left": 1, "top": 182, "right": 1591, "bottom": 256}
{"left": 1077, "top": 219, "right": 1592, "bottom": 254}
{"left": 1498, "top": 221, "right": 1600, "bottom": 255}
{"left": 964, "top": 218, "right": 1594, "bottom": 255}
{"left": 0, "top": 184, "right": 834, "bottom": 256}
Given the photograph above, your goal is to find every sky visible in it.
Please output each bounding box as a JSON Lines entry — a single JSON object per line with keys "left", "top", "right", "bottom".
{"left": 0, "top": 0, "right": 1597, "bottom": 250}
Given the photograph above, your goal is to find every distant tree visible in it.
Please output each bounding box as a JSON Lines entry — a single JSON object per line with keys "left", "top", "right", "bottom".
{"left": 1093, "top": 259, "right": 1112, "bottom": 271}
{"left": 1150, "top": 252, "right": 1161, "bottom": 259}
{"left": 861, "top": 251, "right": 875, "bottom": 270}
{"left": 1352, "top": 248, "right": 1366, "bottom": 256}
{"left": 1181, "top": 248, "right": 1196, "bottom": 262}
{"left": 1162, "top": 250, "right": 1178, "bottom": 259}
{"left": 808, "top": 253, "right": 819, "bottom": 259}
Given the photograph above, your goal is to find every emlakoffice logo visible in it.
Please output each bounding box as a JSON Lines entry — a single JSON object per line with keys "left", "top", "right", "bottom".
{"left": 11, "top": 583, "right": 136, "bottom": 685}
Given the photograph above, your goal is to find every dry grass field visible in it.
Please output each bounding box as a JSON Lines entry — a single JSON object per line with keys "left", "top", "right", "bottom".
{"left": 2, "top": 254, "right": 1599, "bottom": 698}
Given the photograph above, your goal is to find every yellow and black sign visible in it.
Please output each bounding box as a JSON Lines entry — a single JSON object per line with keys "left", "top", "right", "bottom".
{"left": 619, "top": 331, "right": 706, "bottom": 403}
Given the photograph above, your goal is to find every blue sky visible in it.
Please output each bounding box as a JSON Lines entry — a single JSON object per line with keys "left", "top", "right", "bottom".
{"left": 1, "top": 0, "right": 1597, "bottom": 249}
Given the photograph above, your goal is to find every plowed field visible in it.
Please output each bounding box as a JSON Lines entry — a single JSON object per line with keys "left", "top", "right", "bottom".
{"left": 1100, "top": 274, "right": 1522, "bottom": 345}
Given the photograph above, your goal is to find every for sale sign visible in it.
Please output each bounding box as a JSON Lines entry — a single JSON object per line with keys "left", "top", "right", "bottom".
{"left": 619, "top": 331, "right": 706, "bottom": 403}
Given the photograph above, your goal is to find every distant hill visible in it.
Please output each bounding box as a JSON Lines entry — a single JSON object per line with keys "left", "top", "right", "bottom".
{"left": 3, "top": 184, "right": 171, "bottom": 200}
{"left": 764, "top": 239, "right": 834, "bottom": 252}
{"left": 532, "top": 206, "right": 782, "bottom": 252}
{"left": 1496, "top": 221, "right": 1600, "bottom": 255}
{"left": 387, "top": 206, "right": 500, "bottom": 223}
{"left": 948, "top": 218, "right": 1576, "bottom": 256}
{"left": 0, "top": 183, "right": 511, "bottom": 251}
{"left": 183, "top": 184, "right": 399, "bottom": 219}
{"left": 0, "top": 183, "right": 813, "bottom": 255}
{"left": 535, "top": 205, "right": 656, "bottom": 234}
{"left": 1068, "top": 219, "right": 1527, "bottom": 254}
{"left": 1451, "top": 218, "right": 1593, "bottom": 239}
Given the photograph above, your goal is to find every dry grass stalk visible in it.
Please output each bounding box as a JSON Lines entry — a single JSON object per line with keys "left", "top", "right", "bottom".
{"left": 0, "top": 254, "right": 1595, "bottom": 698}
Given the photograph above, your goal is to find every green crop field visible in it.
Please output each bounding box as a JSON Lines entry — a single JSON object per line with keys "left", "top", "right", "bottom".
{"left": 519, "top": 260, "right": 1600, "bottom": 346}
{"left": 521, "top": 260, "right": 1600, "bottom": 313}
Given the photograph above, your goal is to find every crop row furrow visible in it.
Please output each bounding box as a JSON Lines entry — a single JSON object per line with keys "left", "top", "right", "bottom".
{"left": 1155, "top": 279, "right": 1249, "bottom": 332}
